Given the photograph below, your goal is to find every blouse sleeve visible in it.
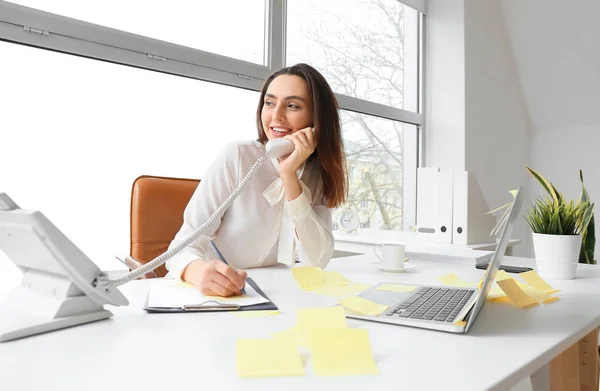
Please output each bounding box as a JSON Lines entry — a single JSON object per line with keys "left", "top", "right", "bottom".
{"left": 165, "top": 142, "right": 240, "bottom": 278}
{"left": 285, "top": 182, "right": 334, "bottom": 269}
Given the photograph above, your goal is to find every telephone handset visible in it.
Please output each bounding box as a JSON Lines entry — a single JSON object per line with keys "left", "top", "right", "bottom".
{"left": 101, "top": 127, "right": 316, "bottom": 287}
{"left": 265, "top": 127, "right": 315, "bottom": 158}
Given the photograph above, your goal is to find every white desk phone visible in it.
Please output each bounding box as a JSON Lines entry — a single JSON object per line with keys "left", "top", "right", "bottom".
{"left": 0, "top": 129, "right": 313, "bottom": 342}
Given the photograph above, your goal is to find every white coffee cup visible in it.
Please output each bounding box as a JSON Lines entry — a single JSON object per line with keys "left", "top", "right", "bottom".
{"left": 373, "top": 244, "right": 405, "bottom": 269}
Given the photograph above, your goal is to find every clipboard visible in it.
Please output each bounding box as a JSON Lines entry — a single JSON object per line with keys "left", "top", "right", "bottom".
{"left": 144, "top": 277, "right": 278, "bottom": 313}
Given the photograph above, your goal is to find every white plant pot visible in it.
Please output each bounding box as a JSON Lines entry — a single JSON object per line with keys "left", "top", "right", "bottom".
{"left": 532, "top": 233, "right": 582, "bottom": 280}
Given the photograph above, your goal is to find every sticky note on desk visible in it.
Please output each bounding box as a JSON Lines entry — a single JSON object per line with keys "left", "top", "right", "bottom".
{"left": 437, "top": 273, "right": 477, "bottom": 288}
{"left": 322, "top": 271, "right": 352, "bottom": 286}
{"left": 338, "top": 296, "right": 389, "bottom": 316}
{"left": 236, "top": 338, "right": 305, "bottom": 378}
{"left": 376, "top": 284, "right": 417, "bottom": 293}
{"left": 519, "top": 271, "right": 560, "bottom": 294}
{"left": 309, "top": 328, "right": 379, "bottom": 376}
{"left": 520, "top": 286, "right": 559, "bottom": 304}
{"left": 276, "top": 307, "right": 348, "bottom": 348}
{"left": 496, "top": 278, "right": 538, "bottom": 308}
{"left": 292, "top": 266, "right": 326, "bottom": 290}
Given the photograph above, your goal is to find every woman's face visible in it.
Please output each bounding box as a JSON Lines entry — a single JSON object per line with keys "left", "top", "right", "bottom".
{"left": 261, "top": 75, "right": 314, "bottom": 141}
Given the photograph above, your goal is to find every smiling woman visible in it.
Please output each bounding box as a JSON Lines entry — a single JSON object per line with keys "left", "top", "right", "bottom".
{"left": 166, "top": 63, "right": 349, "bottom": 297}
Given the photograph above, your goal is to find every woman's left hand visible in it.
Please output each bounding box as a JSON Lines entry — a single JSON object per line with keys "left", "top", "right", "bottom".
{"left": 278, "top": 126, "right": 316, "bottom": 177}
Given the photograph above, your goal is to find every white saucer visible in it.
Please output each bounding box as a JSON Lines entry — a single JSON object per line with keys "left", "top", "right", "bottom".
{"left": 372, "top": 261, "right": 416, "bottom": 273}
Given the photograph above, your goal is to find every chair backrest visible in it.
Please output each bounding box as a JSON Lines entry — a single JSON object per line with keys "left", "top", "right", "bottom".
{"left": 130, "top": 175, "right": 200, "bottom": 277}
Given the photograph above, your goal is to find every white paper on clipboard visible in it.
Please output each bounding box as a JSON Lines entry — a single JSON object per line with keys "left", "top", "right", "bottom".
{"left": 146, "top": 278, "right": 269, "bottom": 309}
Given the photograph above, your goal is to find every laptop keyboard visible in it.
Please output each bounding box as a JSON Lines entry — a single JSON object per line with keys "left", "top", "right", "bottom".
{"left": 386, "top": 287, "right": 475, "bottom": 322}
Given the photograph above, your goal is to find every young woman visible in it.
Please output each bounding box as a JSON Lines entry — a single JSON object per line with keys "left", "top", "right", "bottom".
{"left": 166, "top": 63, "right": 348, "bottom": 297}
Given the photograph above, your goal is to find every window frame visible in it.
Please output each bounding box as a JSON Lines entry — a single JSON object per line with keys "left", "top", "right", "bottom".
{"left": 0, "top": 0, "right": 426, "bottom": 231}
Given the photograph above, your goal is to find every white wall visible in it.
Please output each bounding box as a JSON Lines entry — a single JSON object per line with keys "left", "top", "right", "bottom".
{"left": 464, "top": 0, "right": 532, "bottom": 256}
{"left": 425, "top": 0, "right": 465, "bottom": 172}
{"left": 502, "top": 0, "right": 600, "bottom": 259}
{"left": 426, "top": 0, "right": 533, "bottom": 256}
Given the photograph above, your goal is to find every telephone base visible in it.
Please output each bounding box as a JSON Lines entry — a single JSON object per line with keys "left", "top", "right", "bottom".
{"left": 0, "top": 305, "right": 112, "bottom": 342}
{"left": 0, "top": 282, "right": 113, "bottom": 343}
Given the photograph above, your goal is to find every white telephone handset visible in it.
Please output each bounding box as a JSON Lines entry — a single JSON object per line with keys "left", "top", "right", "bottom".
{"left": 265, "top": 127, "right": 315, "bottom": 159}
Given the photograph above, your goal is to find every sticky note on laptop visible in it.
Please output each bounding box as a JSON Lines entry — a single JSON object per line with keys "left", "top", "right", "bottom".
{"left": 309, "top": 328, "right": 379, "bottom": 376}
{"left": 338, "top": 296, "right": 389, "bottom": 316}
{"left": 437, "top": 273, "right": 477, "bottom": 288}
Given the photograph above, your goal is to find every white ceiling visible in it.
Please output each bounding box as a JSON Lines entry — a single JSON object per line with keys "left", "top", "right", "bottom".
{"left": 501, "top": 0, "right": 600, "bottom": 132}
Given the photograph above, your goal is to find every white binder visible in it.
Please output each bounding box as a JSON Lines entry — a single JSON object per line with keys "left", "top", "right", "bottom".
{"left": 416, "top": 168, "right": 453, "bottom": 244}
{"left": 452, "top": 171, "right": 496, "bottom": 245}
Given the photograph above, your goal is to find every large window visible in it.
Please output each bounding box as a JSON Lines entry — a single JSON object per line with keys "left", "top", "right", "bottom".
{"left": 0, "top": 41, "right": 258, "bottom": 270}
{"left": 0, "top": 0, "right": 425, "bottom": 271}
{"left": 287, "top": 0, "right": 419, "bottom": 110}
{"left": 11, "top": 0, "right": 268, "bottom": 65}
{"left": 288, "top": 0, "right": 420, "bottom": 231}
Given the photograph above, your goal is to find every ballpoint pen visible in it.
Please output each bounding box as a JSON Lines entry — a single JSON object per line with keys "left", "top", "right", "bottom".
{"left": 209, "top": 241, "right": 246, "bottom": 295}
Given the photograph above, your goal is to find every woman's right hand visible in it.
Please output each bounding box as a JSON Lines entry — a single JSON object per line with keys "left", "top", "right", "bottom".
{"left": 182, "top": 259, "right": 247, "bottom": 297}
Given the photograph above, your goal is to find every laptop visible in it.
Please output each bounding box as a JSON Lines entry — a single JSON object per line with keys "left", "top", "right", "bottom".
{"left": 346, "top": 186, "right": 524, "bottom": 333}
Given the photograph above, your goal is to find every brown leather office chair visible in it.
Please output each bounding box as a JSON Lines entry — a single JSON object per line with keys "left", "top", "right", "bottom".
{"left": 130, "top": 175, "right": 200, "bottom": 277}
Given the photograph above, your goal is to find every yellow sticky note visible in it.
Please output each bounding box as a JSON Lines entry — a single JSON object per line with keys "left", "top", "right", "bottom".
{"left": 454, "top": 320, "right": 467, "bottom": 327}
{"left": 292, "top": 267, "right": 325, "bottom": 290}
{"left": 542, "top": 296, "right": 560, "bottom": 304}
{"left": 376, "top": 284, "right": 417, "bottom": 293}
{"left": 311, "top": 283, "right": 372, "bottom": 298}
{"left": 520, "top": 286, "right": 561, "bottom": 304}
{"left": 494, "top": 270, "right": 512, "bottom": 282}
{"left": 493, "top": 270, "right": 526, "bottom": 285}
{"left": 338, "top": 296, "right": 389, "bottom": 316}
{"left": 496, "top": 279, "right": 538, "bottom": 308}
{"left": 236, "top": 338, "right": 305, "bottom": 378}
{"left": 437, "top": 273, "right": 477, "bottom": 288}
{"left": 232, "top": 310, "right": 280, "bottom": 319}
{"left": 486, "top": 285, "right": 508, "bottom": 301}
{"left": 322, "top": 271, "right": 352, "bottom": 286}
{"left": 296, "top": 306, "right": 348, "bottom": 331}
{"left": 519, "top": 271, "right": 560, "bottom": 294}
{"left": 309, "top": 328, "right": 379, "bottom": 376}
{"left": 489, "top": 296, "right": 513, "bottom": 304}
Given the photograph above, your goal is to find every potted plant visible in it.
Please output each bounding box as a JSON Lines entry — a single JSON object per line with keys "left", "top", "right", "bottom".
{"left": 525, "top": 167, "right": 595, "bottom": 279}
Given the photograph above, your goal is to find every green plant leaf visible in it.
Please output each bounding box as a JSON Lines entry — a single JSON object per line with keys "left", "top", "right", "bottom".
{"left": 527, "top": 167, "right": 559, "bottom": 206}
{"left": 580, "top": 169, "right": 590, "bottom": 203}
{"left": 581, "top": 214, "right": 596, "bottom": 264}
{"left": 578, "top": 170, "right": 596, "bottom": 264}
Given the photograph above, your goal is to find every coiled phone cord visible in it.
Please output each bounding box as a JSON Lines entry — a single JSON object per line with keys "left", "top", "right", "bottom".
{"left": 94, "top": 155, "right": 268, "bottom": 289}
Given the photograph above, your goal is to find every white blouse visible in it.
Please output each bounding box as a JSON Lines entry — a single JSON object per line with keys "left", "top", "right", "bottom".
{"left": 165, "top": 140, "right": 334, "bottom": 278}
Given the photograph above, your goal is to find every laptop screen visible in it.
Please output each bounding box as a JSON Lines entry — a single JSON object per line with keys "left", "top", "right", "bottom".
{"left": 464, "top": 187, "right": 524, "bottom": 332}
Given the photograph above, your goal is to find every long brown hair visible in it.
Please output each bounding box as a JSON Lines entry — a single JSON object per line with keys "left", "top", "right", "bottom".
{"left": 256, "top": 63, "right": 348, "bottom": 208}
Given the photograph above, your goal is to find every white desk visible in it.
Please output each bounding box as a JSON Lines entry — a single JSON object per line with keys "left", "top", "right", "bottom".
{"left": 334, "top": 229, "right": 521, "bottom": 256}
{"left": 1, "top": 254, "right": 599, "bottom": 391}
